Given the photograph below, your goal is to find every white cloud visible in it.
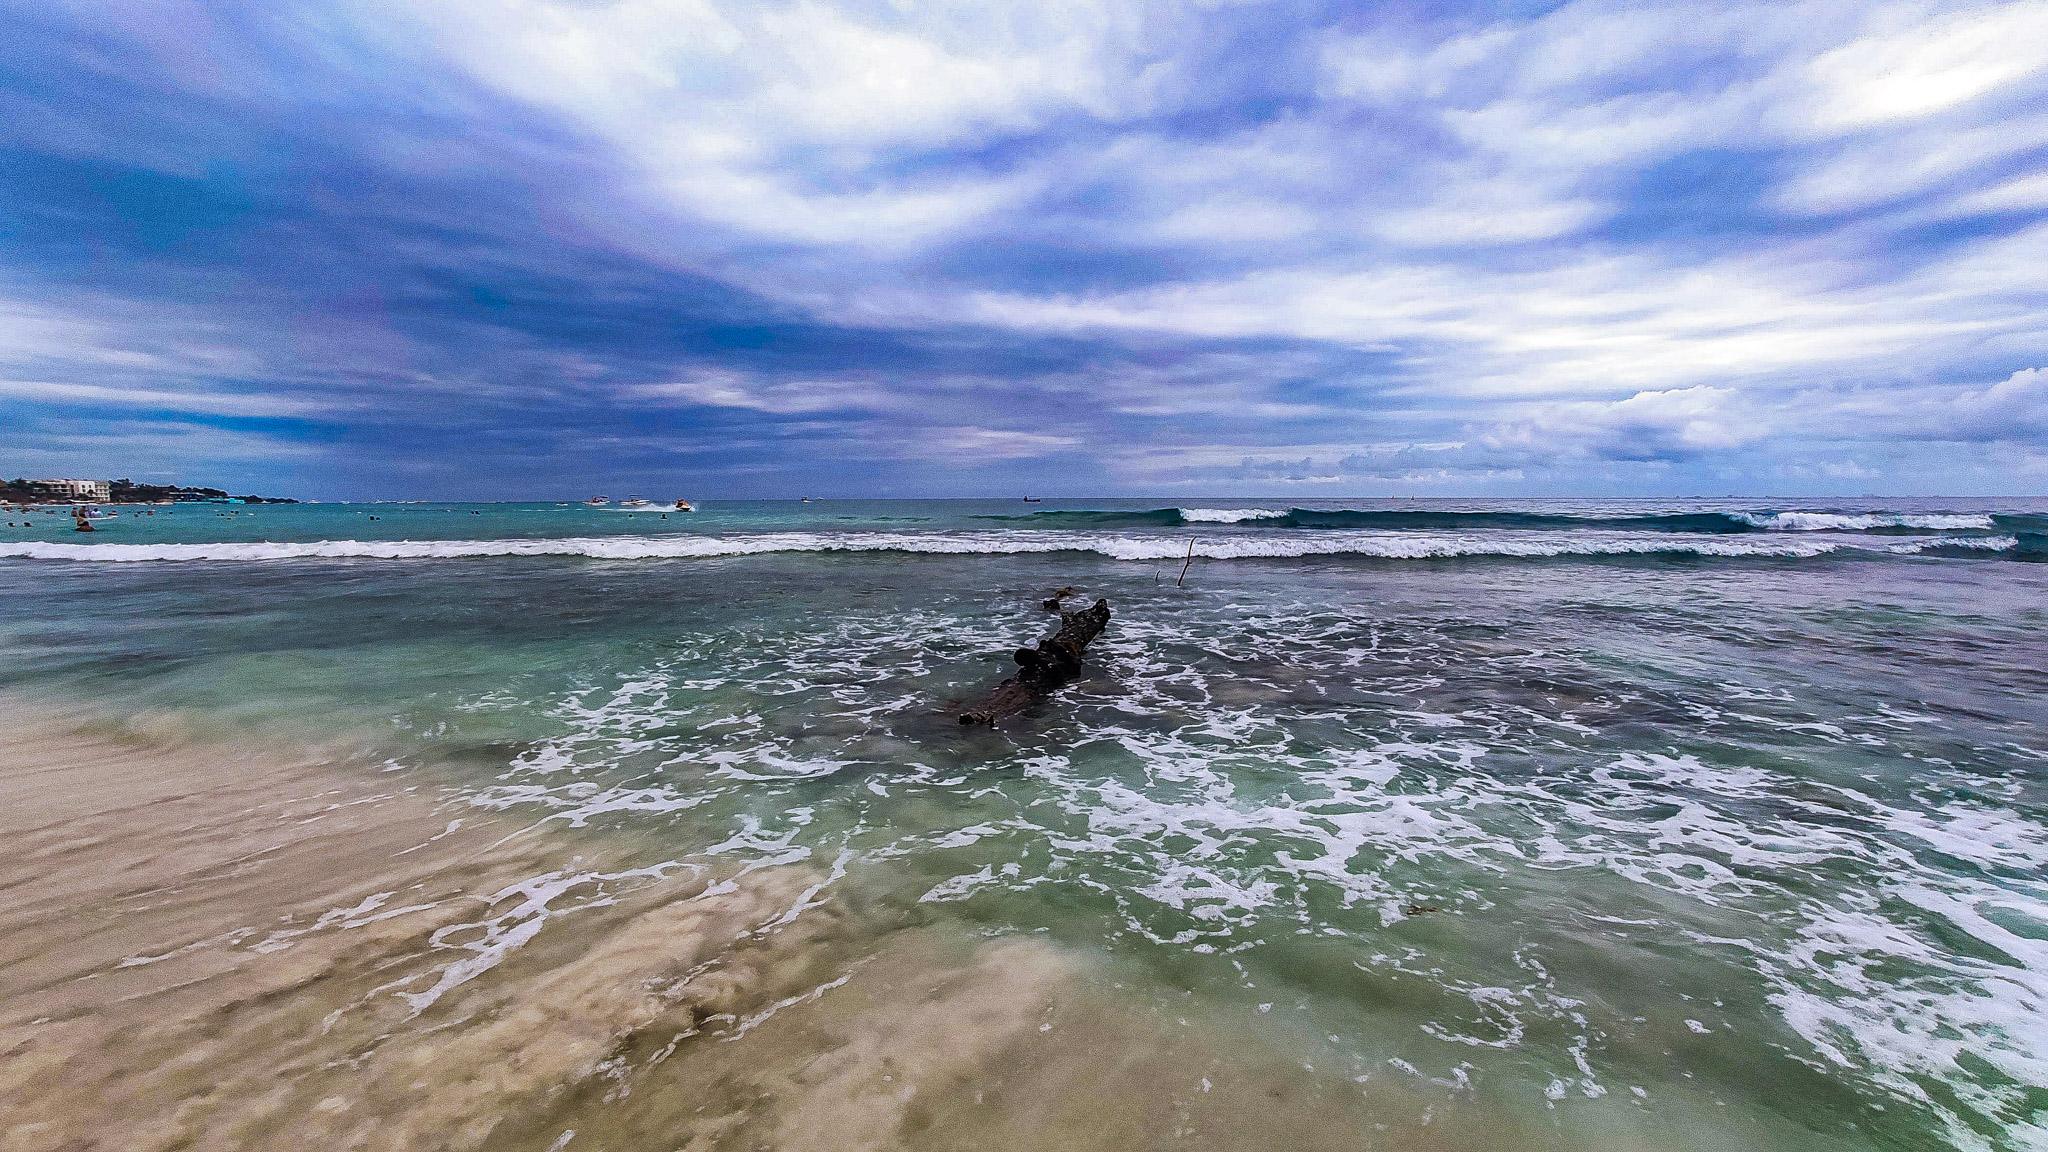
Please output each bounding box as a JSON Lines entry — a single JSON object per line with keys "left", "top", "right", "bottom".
{"left": 1482, "top": 385, "right": 1763, "bottom": 461}
{"left": 0, "top": 294, "right": 263, "bottom": 378}
{"left": 374, "top": 0, "right": 1180, "bottom": 248}
{"left": 0, "top": 417, "right": 319, "bottom": 472}
{"left": 1370, "top": 186, "right": 1605, "bottom": 247}
{"left": 1906, "top": 366, "right": 2048, "bottom": 439}
{"left": 1773, "top": 112, "right": 2048, "bottom": 215}
{"left": 1313, "top": 0, "right": 2048, "bottom": 231}
{"left": 1944, "top": 170, "right": 2048, "bottom": 216}
{"left": 1149, "top": 194, "right": 1321, "bottom": 245}
{"left": 908, "top": 425, "right": 1081, "bottom": 462}
{"left": 0, "top": 378, "right": 333, "bottom": 418}
{"left": 1802, "top": 2, "right": 2048, "bottom": 131}
{"left": 947, "top": 235, "right": 2022, "bottom": 399}
{"left": 1497, "top": 366, "right": 2048, "bottom": 460}
{"left": 353, "top": 0, "right": 2048, "bottom": 442}
{"left": 626, "top": 370, "right": 895, "bottom": 415}
{"left": 1318, "top": 24, "right": 1517, "bottom": 105}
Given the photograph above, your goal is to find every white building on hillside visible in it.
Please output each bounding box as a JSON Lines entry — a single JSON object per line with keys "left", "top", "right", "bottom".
{"left": 33, "top": 478, "right": 111, "bottom": 502}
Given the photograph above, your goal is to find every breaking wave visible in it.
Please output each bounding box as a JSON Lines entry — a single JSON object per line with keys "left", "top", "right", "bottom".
{"left": 1178, "top": 507, "right": 1289, "bottom": 524}
{"left": 0, "top": 531, "right": 2023, "bottom": 564}
{"left": 1730, "top": 511, "right": 1999, "bottom": 532}
{"left": 986, "top": 507, "right": 2036, "bottom": 534}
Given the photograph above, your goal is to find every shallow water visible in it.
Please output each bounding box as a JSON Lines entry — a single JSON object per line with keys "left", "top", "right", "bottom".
{"left": 3, "top": 498, "right": 2046, "bottom": 1149}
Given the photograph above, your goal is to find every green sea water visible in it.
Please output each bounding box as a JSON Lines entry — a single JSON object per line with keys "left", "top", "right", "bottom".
{"left": 4, "top": 497, "right": 2046, "bottom": 1148}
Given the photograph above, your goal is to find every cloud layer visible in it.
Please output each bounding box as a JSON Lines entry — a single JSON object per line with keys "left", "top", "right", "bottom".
{"left": 2, "top": 0, "right": 2045, "bottom": 496}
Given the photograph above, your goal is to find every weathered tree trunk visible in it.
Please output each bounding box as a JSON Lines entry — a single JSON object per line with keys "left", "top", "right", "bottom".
{"left": 959, "top": 594, "right": 1112, "bottom": 726}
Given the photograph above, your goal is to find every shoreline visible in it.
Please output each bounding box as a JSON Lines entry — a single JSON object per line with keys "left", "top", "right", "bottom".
{"left": 0, "top": 698, "right": 1539, "bottom": 1151}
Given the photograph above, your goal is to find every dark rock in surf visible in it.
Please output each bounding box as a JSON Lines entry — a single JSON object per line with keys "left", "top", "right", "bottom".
{"left": 959, "top": 593, "right": 1111, "bottom": 727}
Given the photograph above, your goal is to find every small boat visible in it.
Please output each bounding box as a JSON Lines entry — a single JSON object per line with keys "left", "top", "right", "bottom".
{"left": 673, "top": 499, "right": 694, "bottom": 513}
{"left": 1022, "top": 497, "right": 1042, "bottom": 503}
{"left": 619, "top": 496, "right": 651, "bottom": 508}
{"left": 584, "top": 495, "right": 610, "bottom": 506}
{"left": 800, "top": 496, "right": 812, "bottom": 504}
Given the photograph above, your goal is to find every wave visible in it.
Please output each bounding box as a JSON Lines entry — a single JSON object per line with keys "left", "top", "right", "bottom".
{"left": 1271, "top": 509, "right": 1757, "bottom": 533}
{"left": 985, "top": 507, "right": 2029, "bottom": 534}
{"left": 1179, "top": 507, "right": 1288, "bottom": 524}
{"left": 1731, "top": 511, "right": 1997, "bottom": 532}
{"left": 0, "top": 531, "right": 2021, "bottom": 565}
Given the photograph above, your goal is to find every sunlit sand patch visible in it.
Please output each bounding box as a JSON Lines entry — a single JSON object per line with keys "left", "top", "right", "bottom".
{"left": 0, "top": 709, "right": 557, "bottom": 1149}
{"left": 0, "top": 706, "right": 833, "bottom": 1149}
{"left": 436, "top": 921, "right": 1560, "bottom": 1152}
{"left": 0, "top": 701, "right": 1596, "bottom": 1152}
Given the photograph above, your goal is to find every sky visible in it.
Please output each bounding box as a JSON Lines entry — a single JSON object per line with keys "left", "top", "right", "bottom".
{"left": 2, "top": 0, "right": 2046, "bottom": 499}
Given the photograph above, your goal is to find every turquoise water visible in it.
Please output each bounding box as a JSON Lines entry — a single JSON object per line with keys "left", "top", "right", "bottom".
{"left": 5, "top": 498, "right": 2047, "bottom": 1148}
{"left": 5, "top": 496, "right": 2046, "bottom": 557}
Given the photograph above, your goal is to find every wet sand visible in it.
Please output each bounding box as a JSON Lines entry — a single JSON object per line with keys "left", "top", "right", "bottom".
{"left": 0, "top": 701, "right": 1547, "bottom": 1152}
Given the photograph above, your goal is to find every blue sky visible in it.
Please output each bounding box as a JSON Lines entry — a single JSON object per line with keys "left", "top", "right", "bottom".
{"left": 2, "top": 0, "right": 2045, "bottom": 498}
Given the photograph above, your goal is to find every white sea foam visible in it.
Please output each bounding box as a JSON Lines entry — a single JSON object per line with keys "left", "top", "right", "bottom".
{"left": 0, "top": 529, "right": 2017, "bottom": 563}
{"left": 407, "top": 586, "right": 2048, "bottom": 1142}
{"left": 1762, "top": 875, "right": 2048, "bottom": 1151}
{"left": 1179, "top": 507, "right": 1286, "bottom": 523}
{"left": 393, "top": 860, "right": 693, "bottom": 1015}
{"left": 1736, "top": 511, "right": 1997, "bottom": 531}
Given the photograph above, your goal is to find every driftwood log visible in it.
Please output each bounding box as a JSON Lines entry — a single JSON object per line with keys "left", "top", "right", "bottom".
{"left": 959, "top": 593, "right": 1112, "bottom": 726}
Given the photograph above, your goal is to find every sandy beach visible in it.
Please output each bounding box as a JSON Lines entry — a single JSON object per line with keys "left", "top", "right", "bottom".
{"left": 2, "top": 696, "right": 1520, "bottom": 1152}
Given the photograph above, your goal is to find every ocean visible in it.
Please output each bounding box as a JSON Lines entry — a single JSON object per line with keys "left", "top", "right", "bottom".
{"left": 3, "top": 497, "right": 2045, "bottom": 1150}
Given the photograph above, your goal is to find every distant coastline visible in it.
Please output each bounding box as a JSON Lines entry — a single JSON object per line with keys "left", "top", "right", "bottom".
{"left": 2, "top": 477, "right": 298, "bottom": 505}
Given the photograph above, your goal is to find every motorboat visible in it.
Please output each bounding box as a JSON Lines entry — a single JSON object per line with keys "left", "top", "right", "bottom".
{"left": 584, "top": 495, "right": 610, "bottom": 506}
{"left": 619, "top": 496, "right": 651, "bottom": 508}
{"left": 674, "top": 499, "right": 694, "bottom": 512}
